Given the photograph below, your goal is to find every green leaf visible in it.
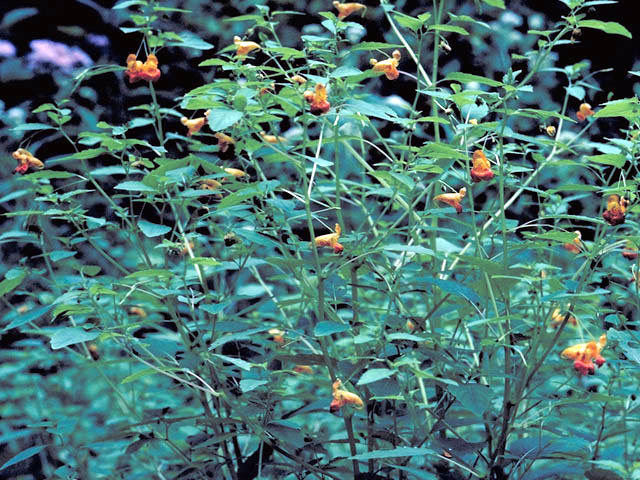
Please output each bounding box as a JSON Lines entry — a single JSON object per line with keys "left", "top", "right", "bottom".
{"left": 188, "top": 257, "right": 221, "bottom": 266}
{"left": 428, "top": 24, "right": 469, "bottom": 35}
{"left": 11, "top": 123, "right": 55, "bottom": 132}
{"left": 0, "top": 270, "right": 27, "bottom": 297}
{"left": 593, "top": 98, "right": 640, "bottom": 119}
{"left": 446, "top": 72, "right": 502, "bottom": 87}
{"left": 578, "top": 20, "right": 632, "bottom": 39}
{"left": 138, "top": 219, "right": 171, "bottom": 237}
{"left": 168, "top": 31, "right": 214, "bottom": 50}
{"left": 314, "top": 321, "right": 350, "bottom": 337}
{"left": 50, "top": 328, "right": 100, "bottom": 350}
{"left": 349, "top": 42, "right": 403, "bottom": 51}
{"left": 65, "top": 148, "right": 106, "bottom": 160}
{"left": 207, "top": 108, "right": 244, "bottom": 131}
{"left": 482, "top": 0, "right": 506, "bottom": 8}
{"left": 350, "top": 447, "right": 434, "bottom": 460}
{"left": 20, "top": 171, "right": 75, "bottom": 180}
{"left": 114, "top": 181, "right": 157, "bottom": 192}
{"left": 126, "top": 269, "right": 173, "bottom": 279}
{"left": 394, "top": 13, "right": 423, "bottom": 32}
{"left": 586, "top": 154, "right": 626, "bottom": 168}
{"left": 121, "top": 368, "right": 163, "bottom": 384}
{"left": 0, "top": 8, "right": 38, "bottom": 29}
{"left": 113, "top": 0, "right": 146, "bottom": 9}
{"left": 357, "top": 368, "right": 395, "bottom": 386}
{"left": 3, "top": 305, "right": 53, "bottom": 332}
{"left": 449, "top": 384, "right": 493, "bottom": 416}
{"left": 0, "top": 445, "right": 47, "bottom": 472}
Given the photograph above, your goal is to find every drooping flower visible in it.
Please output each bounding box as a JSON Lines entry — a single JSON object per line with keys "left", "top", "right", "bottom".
{"left": 434, "top": 187, "right": 467, "bottom": 214}
{"left": 200, "top": 178, "right": 222, "bottom": 191}
{"left": 289, "top": 74, "right": 307, "bottom": 84}
{"left": 622, "top": 242, "right": 638, "bottom": 260}
{"left": 561, "top": 334, "right": 606, "bottom": 376}
{"left": 214, "top": 132, "right": 235, "bottom": 153}
{"left": 181, "top": 110, "right": 211, "bottom": 137}
{"left": 330, "top": 379, "right": 364, "bottom": 413}
{"left": 224, "top": 167, "right": 247, "bottom": 179}
{"left": 140, "top": 53, "right": 161, "bottom": 82}
{"left": 470, "top": 150, "right": 494, "bottom": 182}
{"left": 293, "top": 365, "right": 314, "bottom": 374}
{"left": 314, "top": 223, "right": 344, "bottom": 254}
{"left": 602, "top": 194, "right": 627, "bottom": 226}
{"left": 259, "top": 82, "right": 275, "bottom": 95}
{"left": 268, "top": 328, "right": 285, "bottom": 345}
{"left": 125, "top": 53, "right": 161, "bottom": 83}
{"left": 576, "top": 102, "right": 594, "bottom": 122}
{"left": 333, "top": 1, "right": 366, "bottom": 20}
{"left": 303, "top": 83, "right": 331, "bottom": 115}
{"left": 545, "top": 125, "right": 556, "bottom": 137}
{"left": 234, "top": 36, "right": 261, "bottom": 58}
{"left": 370, "top": 50, "right": 401, "bottom": 80}
{"left": 260, "top": 131, "right": 286, "bottom": 144}
{"left": 12, "top": 148, "right": 44, "bottom": 174}
{"left": 129, "top": 306, "right": 147, "bottom": 318}
{"left": 550, "top": 308, "right": 578, "bottom": 328}
{"left": 179, "top": 241, "right": 195, "bottom": 255}
{"left": 406, "top": 319, "right": 416, "bottom": 331}
{"left": 563, "top": 230, "right": 582, "bottom": 254}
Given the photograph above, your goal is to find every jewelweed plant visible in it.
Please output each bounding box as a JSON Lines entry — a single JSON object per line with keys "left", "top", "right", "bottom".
{"left": 1, "top": 0, "right": 640, "bottom": 479}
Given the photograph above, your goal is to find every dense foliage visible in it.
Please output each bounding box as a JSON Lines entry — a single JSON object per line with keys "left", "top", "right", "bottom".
{"left": 1, "top": 0, "right": 640, "bottom": 479}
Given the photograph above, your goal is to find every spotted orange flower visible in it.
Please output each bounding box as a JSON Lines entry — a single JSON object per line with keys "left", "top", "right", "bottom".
{"left": 234, "top": 36, "right": 261, "bottom": 58}
{"left": 12, "top": 148, "right": 44, "bottom": 174}
{"left": 561, "top": 334, "right": 606, "bottom": 376}
{"left": 260, "top": 131, "right": 286, "bottom": 144}
{"left": 314, "top": 223, "right": 344, "bottom": 254}
{"left": 125, "top": 53, "right": 161, "bottom": 83}
{"left": 602, "top": 194, "right": 627, "bottom": 226}
{"left": 214, "top": 132, "right": 235, "bottom": 153}
{"left": 550, "top": 308, "right": 578, "bottom": 328}
{"left": 333, "top": 1, "right": 366, "bottom": 20}
{"left": 434, "top": 187, "right": 467, "bottom": 214}
{"left": 576, "top": 102, "right": 594, "bottom": 122}
{"left": 200, "top": 179, "right": 223, "bottom": 199}
{"left": 303, "top": 83, "right": 331, "bottom": 115}
{"left": 259, "top": 82, "right": 275, "bottom": 95}
{"left": 622, "top": 242, "right": 638, "bottom": 260}
{"left": 370, "top": 50, "right": 401, "bottom": 80}
{"left": 268, "top": 328, "right": 285, "bottom": 345}
{"left": 179, "top": 241, "right": 195, "bottom": 255}
{"left": 330, "top": 379, "right": 364, "bottom": 413}
{"left": 470, "top": 150, "right": 494, "bottom": 182}
{"left": 563, "top": 230, "right": 582, "bottom": 254}
{"left": 293, "top": 365, "right": 313, "bottom": 374}
{"left": 181, "top": 110, "right": 211, "bottom": 137}
{"left": 406, "top": 319, "right": 416, "bottom": 331}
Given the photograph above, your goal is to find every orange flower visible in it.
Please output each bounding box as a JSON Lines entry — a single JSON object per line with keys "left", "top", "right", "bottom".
{"left": 622, "top": 242, "right": 638, "bottom": 260}
{"left": 214, "top": 132, "right": 235, "bottom": 153}
{"left": 370, "top": 50, "right": 401, "bottom": 80}
{"left": 88, "top": 343, "right": 100, "bottom": 361}
{"left": 179, "top": 241, "right": 195, "bottom": 255}
{"left": 550, "top": 308, "right": 578, "bottom": 328}
{"left": 469, "top": 150, "right": 494, "bottom": 182}
{"left": 225, "top": 167, "right": 247, "bottom": 179}
{"left": 333, "top": 1, "right": 366, "bottom": 20}
{"left": 293, "top": 365, "right": 313, "bottom": 374}
{"left": 260, "top": 131, "right": 286, "bottom": 144}
{"left": 434, "top": 187, "right": 467, "bottom": 214}
{"left": 602, "top": 194, "right": 627, "bottom": 226}
{"left": 289, "top": 74, "right": 307, "bottom": 84}
{"left": 181, "top": 110, "right": 211, "bottom": 137}
{"left": 314, "top": 223, "right": 344, "bottom": 254}
{"left": 12, "top": 148, "right": 44, "bottom": 174}
{"left": 330, "top": 379, "right": 364, "bottom": 413}
{"left": 234, "top": 36, "right": 261, "bottom": 58}
{"left": 200, "top": 179, "right": 223, "bottom": 199}
{"left": 303, "top": 83, "right": 331, "bottom": 115}
{"left": 125, "top": 53, "right": 160, "bottom": 83}
{"left": 259, "top": 82, "right": 275, "bottom": 95}
{"left": 406, "top": 319, "right": 416, "bottom": 331}
{"left": 563, "top": 230, "right": 582, "bottom": 254}
{"left": 561, "top": 334, "right": 606, "bottom": 376}
{"left": 129, "top": 306, "right": 147, "bottom": 318}
{"left": 268, "top": 328, "right": 285, "bottom": 345}
{"left": 576, "top": 102, "right": 594, "bottom": 122}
